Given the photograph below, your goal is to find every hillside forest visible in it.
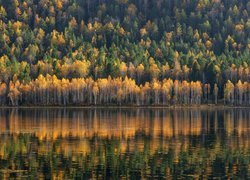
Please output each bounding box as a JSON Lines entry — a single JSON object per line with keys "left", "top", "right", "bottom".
{"left": 0, "top": 0, "right": 249, "bottom": 106}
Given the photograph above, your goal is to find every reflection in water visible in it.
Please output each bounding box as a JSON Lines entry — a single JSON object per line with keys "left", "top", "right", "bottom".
{"left": 0, "top": 108, "right": 250, "bottom": 179}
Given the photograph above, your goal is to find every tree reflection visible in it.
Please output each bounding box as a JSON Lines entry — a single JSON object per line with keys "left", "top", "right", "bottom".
{"left": 0, "top": 108, "right": 249, "bottom": 179}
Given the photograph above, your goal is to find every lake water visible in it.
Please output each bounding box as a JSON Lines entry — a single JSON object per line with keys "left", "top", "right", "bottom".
{"left": 0, "top": 108, "right": 249, "bottom": 179}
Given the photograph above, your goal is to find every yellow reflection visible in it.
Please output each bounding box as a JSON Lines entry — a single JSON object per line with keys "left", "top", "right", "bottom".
{"left": 0, "top": 108, "right": 249, "bottom": 156}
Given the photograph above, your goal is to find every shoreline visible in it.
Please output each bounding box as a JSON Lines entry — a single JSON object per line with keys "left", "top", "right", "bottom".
{"left": 0, "top": 104, "right": 249, "bottom": 109}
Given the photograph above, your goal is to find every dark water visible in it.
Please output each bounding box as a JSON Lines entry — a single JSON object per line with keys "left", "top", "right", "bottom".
{"left": 0, "top": 108, "right": 250, "bottom": 179}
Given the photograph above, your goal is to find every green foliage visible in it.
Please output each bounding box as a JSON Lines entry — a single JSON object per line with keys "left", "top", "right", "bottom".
{"left": 0, "top": 0, "right": 249, "bottom": 105}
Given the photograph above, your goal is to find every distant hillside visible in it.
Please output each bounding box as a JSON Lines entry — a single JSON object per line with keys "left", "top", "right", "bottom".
{"left": 0, "top": 0, "right": 249, "bottom": 106}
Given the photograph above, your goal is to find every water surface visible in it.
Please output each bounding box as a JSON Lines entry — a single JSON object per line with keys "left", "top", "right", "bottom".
{"left": 0, "top": 108, "right": 249, "bottom": 179}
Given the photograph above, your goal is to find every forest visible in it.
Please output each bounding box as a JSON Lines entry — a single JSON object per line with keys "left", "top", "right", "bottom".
{"left": 0, "top": 0, "right": 249, "bottom": 106}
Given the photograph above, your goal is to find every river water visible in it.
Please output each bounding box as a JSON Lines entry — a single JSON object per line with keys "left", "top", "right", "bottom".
{"left": 0, "top": 108, "right": 249, "bottom": 179}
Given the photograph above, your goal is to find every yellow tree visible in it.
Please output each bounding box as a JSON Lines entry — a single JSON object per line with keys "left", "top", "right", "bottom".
{"left": 161, "top": 62, "right": 170, "bottom": 79}
{"left": 119, "top": 62, "right": 127, "bottom": 78}
{"left": 92, "top": 82, "right": 99, "bottom": 105}
{"left": 142, "top": 82, "right": 151, "bottom": 105}
{"left": 136, "top": 64, "right": 144, "bottom": 83}
{"left": 243, "top": 82, "right": 248, "bottom": 105}
{"left": 128, "top": 63, "right": 135, "bottom": 79}
{"left": 35, "top": 74, "right": 48, "bottom": 104}
{"left": 135, "top": 86, "right": 141, "bottom": 105}
{"left": 61, "top": 78, "right": 70, "bottom": 105}
{"left": 181, "top": 81, "right": 190, "bottom": 104}
{"left": 214, "top": 84, "right": 219, "bottom": 105}
{"left": 149, "top": 57, "right": 160, "bottom": 80}
{"left": 97, "top": 78, "right": 109, "bottom": 104}
{"left": 86, "top": 77, "right": 94, "bottom": 104}
{"left": 182, "top": 65, "right": 190, "bottom": 80}
{"left": 73, "top": 60, "right": 91, "bottom": 78}
{"left": 173, "top": 80, "right": 180, "bottom": 104}
{"left": 162, "top": 79, "right": 173, "bottom": 105}
{"left": 0, "top": 6, "right": 7, "bottom": 20}
{"left": 224, "top": 80, "right": 235, "bottom": 104}
{"left": 0, "top": 56, "right": 11, "bottom": 83}
{"left": 117, "top": 88, "right": 124, "bottom": 105}
{"left": 236, "top": 80, "right": 243, "bottom": 105}
{"left": 52, "top": 75, "right": 61, "bottom": 105}
{"left": 203, "top": 84, "right": 210, "bottom": 103}
{"left": 70, "top": 78, "right": 79, "bottom": 103}
{"left": 152, "top": 79, "right": 161, "bottom": 104}
{"left": 8, "top": 81, "right": 21, "bottom": 106}
{"left": 19, "top": 83, "right": 31, "bottom": 104}
{"left": 0, "top": 82, "right": 7, "bottom": 105}
{"left": 196, "top": 81, "right": 202, "bottom": 104}
{"left": 71, "top": 78, "right": 87, "bottom": 104}
{"left": 172, "top": 51, "right": 182, "bottom": 79}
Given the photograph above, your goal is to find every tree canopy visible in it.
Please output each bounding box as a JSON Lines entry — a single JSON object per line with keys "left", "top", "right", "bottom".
{"left": 0, "top": 0, "right": 249, "bottom": 106}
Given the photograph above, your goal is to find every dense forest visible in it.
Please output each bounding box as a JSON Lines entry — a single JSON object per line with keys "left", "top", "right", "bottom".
{"left": 0, "top": 0, "right": 249, "bottom": 106}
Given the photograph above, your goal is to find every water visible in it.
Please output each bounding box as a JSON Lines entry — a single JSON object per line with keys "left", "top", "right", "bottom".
{"left": 0, "top": 107, "right": 249, "bottom": 179}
